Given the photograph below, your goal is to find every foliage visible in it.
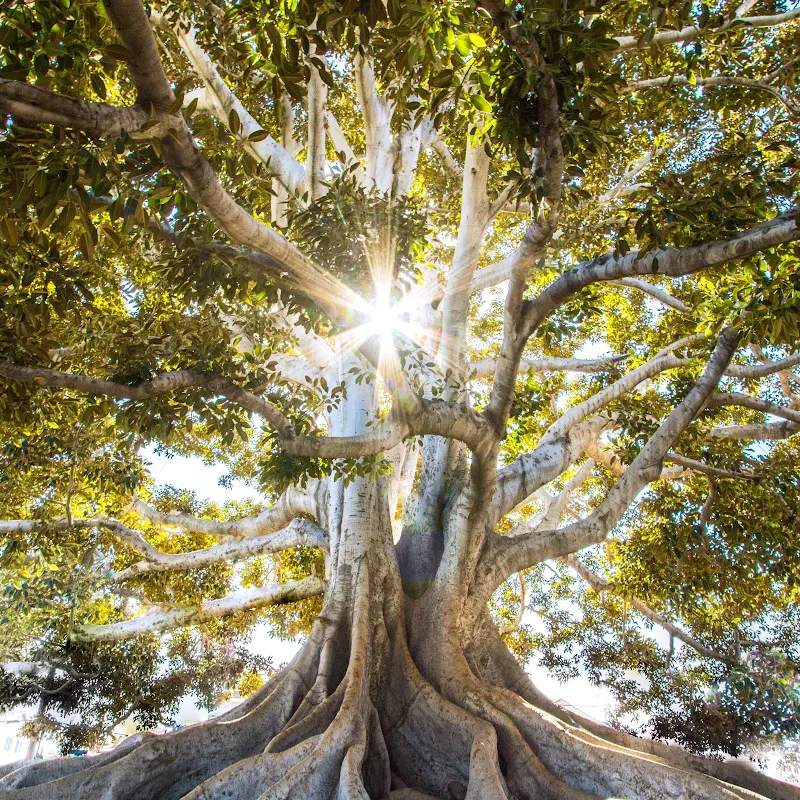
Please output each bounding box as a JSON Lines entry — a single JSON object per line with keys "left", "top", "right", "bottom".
{"left": 1, "top": 0, "right": 799, "bottom": 771}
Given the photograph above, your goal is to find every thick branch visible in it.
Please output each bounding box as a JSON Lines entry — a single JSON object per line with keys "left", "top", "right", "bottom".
{"left": 0, "top": 79, "right": 150, "bottom": 138}
{"left": 522, "top": 208, "right": 800, "bottom": 339}
{"left": 101, "top": 0, "right": 361, "bottom": 325}
{"left": 132, "top": 482, "right": 318, "bottom": 539}
{"left": 708, "top": 420, "right": 800, "bottom": 439}
{"left": 612, "top": 8, "right": 800, "bottom": 52}
{"left": 165, "top": 20, "right": 307, "bottom": 193}
{"left": 492, "top": 352, "right": 686, "bottom": 520}
{"left": 627, "top": 75, "right": 800, "bottom": 117}
{"left": 0, "top": 517, "right": 162, "bottom": 561}
{"left": 354, "top": 54, "right": 394, "bottom": 194}
{"left": 0, "top": 360, "right": 294, "bottom": 438}
{"left": 112, "top": 518, "right": 328, "bottom": 581}
{"left": 610, "top": 277, "right": 692, "bottom": 313}
{"left": 708, "top": 391, "right": 800, "bottom": 424}
{"left": 480, "top": 328, "right": 738, "bottom": 591}
{"left": 491, "top": 416, "right": 610, "bottom": 524}
{"left": 70, "top": 577, "right": 324, "bottom": 642}
{"left": 725, "top": 351, "right": 800, "bottom": 378}
{"left": 471, "top": 355, "right": 627, "bottom": 380}
{"left": 283, "top": 398, "right": 495, "bottom": 459}
{"left": 306, "top": 54, "right": 328, "bottom": 201}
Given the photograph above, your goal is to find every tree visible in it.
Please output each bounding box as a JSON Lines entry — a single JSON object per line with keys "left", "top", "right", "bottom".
{"left": 0, "top": 0, "right": 799, "bottom": 796}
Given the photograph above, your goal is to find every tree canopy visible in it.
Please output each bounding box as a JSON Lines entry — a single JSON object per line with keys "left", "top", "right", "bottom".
{"left": 0, "top": 0, "right": 799, "bottom": 796}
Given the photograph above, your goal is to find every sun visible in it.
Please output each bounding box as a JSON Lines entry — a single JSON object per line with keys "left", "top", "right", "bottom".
{"left": 367, "top": 296, "right": 401, "bottom": 343}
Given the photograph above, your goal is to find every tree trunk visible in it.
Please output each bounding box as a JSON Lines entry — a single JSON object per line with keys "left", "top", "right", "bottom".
{"left": 0, "top": 465, "right": 796, "bottom": 800}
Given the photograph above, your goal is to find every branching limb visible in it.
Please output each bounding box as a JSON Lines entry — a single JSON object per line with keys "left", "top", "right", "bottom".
{"left": 522, "top": 208, "right": 800, "bottom": 340}
{"left": 132, "top": 482, "right": 320, "bottom": 539}
{"left": 609, "top": 277, "right": 692, "bottom": 313}
{"left": 543, "top": 352, "right": 685, "bottom": 443}
{"left": 627, "top": 75, "right": 800, "bottom": 117}
{"left": 479, "top": 0, "right": 565, "bottom": 438}
{"left": 160, "top": 18, "right": 307, "bottom": 193}
{"left": 725, "top": 351, "right": 800, "bottom": 378}
{"left": 354, "top": 53, "right": 395, "bottom": 194}
{"left": 0, "top": 517, "right": 167, "bottom": 563}
{"left": 100, "top": 0, "right": 362, "bottom": 325}
{"left": 471, "top": 354, "right": 627, "bottom": 380}
{"left": 429, "top": 134, "right": 463, "bottom": 178}
{"left": 325, "top": 109, "right": 365, "bottom": 184}
{"left": 479, "top": 327, "right": 738, "bottom": 594}
{"left": 662, "top": 452, "right": 755, "bottom": 480}
{"left": 0, "top": 360, "right": 295, "bottom": 437}
{"left": 708, "top": 420, "right": 800, "bottom": 440}
{"left": 510, "top": 458, "right": 595, "bottom": 536}
{"left": 111, "top": 519, "right": 328, "bottom": 582}
{"left": 612, "top": 7, "right": 800, "bottom": 52}
{"left": 393, "top": 113, "right": 428, "bottom": 197}
{"left": 561, "top": 555, "right": 737, "bottom": 665}
{"left": 285, "top": 398, "right": 495, "bottom": 459}
{"left": 492, "top": 351, "right": 686, "bottom": 521}
{"left": 587, "top": 436, "right": 755, "bottom": 480}
{"left": 439, "top": 140, "right": 491, "bottom": 379}
{"left": 708, "top": 391, "right": 800, "bottom": 424}
{"left": 306, "top": 51, "right": 328, "bottom": 201}
{"left": 585, "top": 437, "right": 685, "bottom": 479}
{"left": 491, "top": 417, "right": 611, "bottom": 524}
{"left": 0, "top": 78, "right": 151, "bottom": 138}
{"left": 70, "top": 576, "right": 324, "bottom": 642}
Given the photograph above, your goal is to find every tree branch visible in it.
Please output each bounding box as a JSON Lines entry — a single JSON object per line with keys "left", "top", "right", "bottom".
{"left": 306, "top": 52, "right": 328, "bottom": 201}
{"left": 283, "top": 398, "right": 495, "bottom": 460}
{"left": 471, "top": 354, "right": 627, "bottom": 380}
{"left": 0, "top": 517, "right": 162, "bottom": 561}
{"left": 100, "top": 0, "right": 363, "bottom": 325}
{"left": 492, "top": 352, "right": 686, "bottom": 521}
{"left": 70, "top": 576, "right": 324, "bottom": 642}
{"left": 477, "top": 0, "right": 566, "bottom": 442}
{"left": 325, "top": 109, "right": 365, "bottom": 184}
{"left": 111, "top": 519, "right": 328, "bottom": 582}
{"left": 354, "top": 54, "right": 395, "bottom": 194}
{"left": 430, "top": 135, "right": 462, "bottom": 178}
{"left": 708, "top": 420, "right": 800, "bottom": 440}
{"left": 132, "top": 482, "right": 319, "bottom": 539}
{"left": 479, "top": 327, "right": 738, "bottom": 593}
{"left": 610, "top": 277, "right": 692, "bottom": 313}
{"left": 612, "top": 8, "right": 800, "bottom": 52}
{"left": 491, "top": 416, "right": 610, "bottom": 524}
{"left": 0, "top": 360, "right": 295, "bottom": 438}
{"left": 708, "top": 391, "right": 800, "bottom": 425}
{"left": 725, "top": 351, "right": 800, "bottom": 378}
{"left": 521, "top": 208, "right": 800, "bottom": 340}
{"left": 626, "top": 74, "right": 800, "bottom": 117}
{"left": 0, "top": 79, "right": 151, "bottom": 138}
{"left": 161, "top": 18, "right": 307, "bottom": 193}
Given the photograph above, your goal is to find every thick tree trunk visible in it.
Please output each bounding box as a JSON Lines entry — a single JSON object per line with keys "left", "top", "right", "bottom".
{"left": 0, "top": 471, "right": 797, "bottom": 800}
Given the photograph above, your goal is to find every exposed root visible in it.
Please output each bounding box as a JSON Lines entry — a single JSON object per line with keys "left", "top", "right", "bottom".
{"left": 180, "top": 736, "right": 320, "bottom": 800}
{"left": 0, "top": 628, "right": 323, "bottom": 799}
{"left": 2, "top": 574, "right": 794, "bottom": 800}
{"left": 470, "top": 612, "right": 799, "bottom": 800}
{"left": 0, "top": 733, "right": 155, "bottom": 790}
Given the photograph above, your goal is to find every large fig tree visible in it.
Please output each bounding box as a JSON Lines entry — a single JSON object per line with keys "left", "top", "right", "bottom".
{"left": 1, "top": 0, "right": 800, "bottom": 796}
